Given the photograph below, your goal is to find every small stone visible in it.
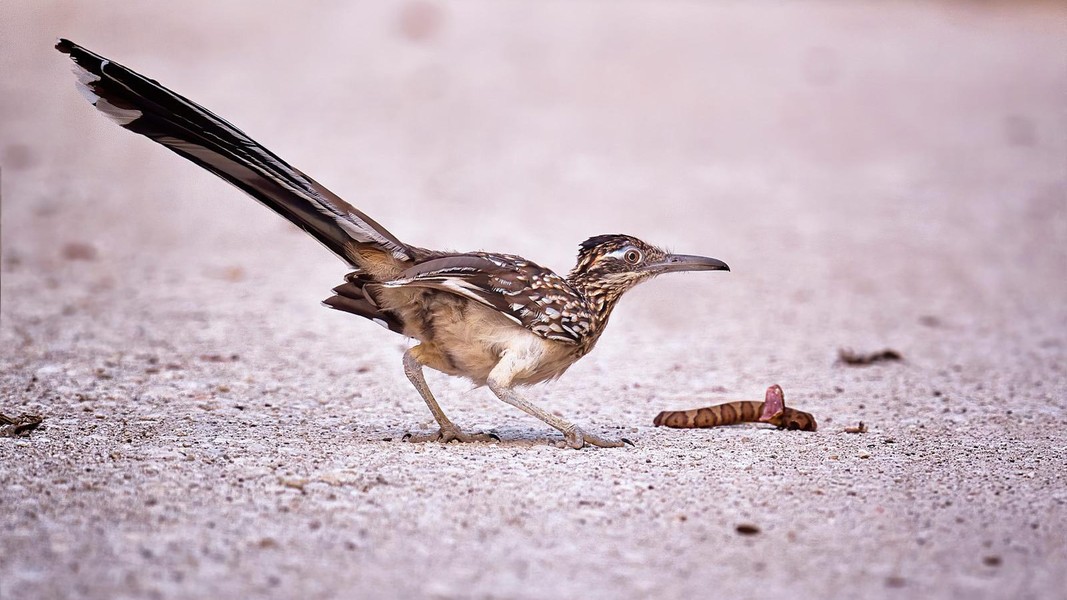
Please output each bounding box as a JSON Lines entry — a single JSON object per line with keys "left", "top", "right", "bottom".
{"left": 735, "top": 523, "right": 760, "bottom": 535}
{"left": 257, "top": 537, "right": 279, "bottom": 549}
{"left": 61, "top": 241, "right": 98, "bottom": 261}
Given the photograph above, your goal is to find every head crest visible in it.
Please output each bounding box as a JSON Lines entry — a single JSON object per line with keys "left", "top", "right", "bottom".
{"left": 578, "top": 234, "right": 638, "bottom": 254}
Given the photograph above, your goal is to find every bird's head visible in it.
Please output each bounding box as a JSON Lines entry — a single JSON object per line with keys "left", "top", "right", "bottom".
{"left": 567, "top": 234, "right": 729, "bottom": 302}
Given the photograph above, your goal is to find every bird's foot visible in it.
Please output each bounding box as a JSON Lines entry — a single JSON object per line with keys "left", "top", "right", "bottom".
{"left": 403, "top": 425, "right": 499, "bottom": 444}
{"left": 559, "top": 426, "right": 634, "bottom": 449}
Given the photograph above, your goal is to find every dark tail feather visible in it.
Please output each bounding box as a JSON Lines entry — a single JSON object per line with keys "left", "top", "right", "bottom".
{"left": 323, "top": 280, "right": 405, "bottom": 333}
{"left": 56, "top": 38, "right": 412, "bottom": 264}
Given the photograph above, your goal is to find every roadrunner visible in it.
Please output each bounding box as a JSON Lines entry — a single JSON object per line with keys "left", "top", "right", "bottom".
{"left": 57, "top": 39, "right": 730, "bottom": 448}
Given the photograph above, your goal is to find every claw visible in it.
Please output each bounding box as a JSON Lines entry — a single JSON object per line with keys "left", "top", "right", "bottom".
{"left": 562, "top": 426, "right": 631, "bottom": 449}
{"left": 403, "top": 426, "right": 498, "bottom": 444}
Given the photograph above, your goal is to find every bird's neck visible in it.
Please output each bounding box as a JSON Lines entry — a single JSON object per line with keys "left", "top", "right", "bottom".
{"left": 566, "top": 269, "right": 628, "bottom": 339}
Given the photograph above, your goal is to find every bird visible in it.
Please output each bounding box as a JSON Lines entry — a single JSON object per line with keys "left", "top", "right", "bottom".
{"left": 56, "top": 39, "right": 730, "bottom": 449}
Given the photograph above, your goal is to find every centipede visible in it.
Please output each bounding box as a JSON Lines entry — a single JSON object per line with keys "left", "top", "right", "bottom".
{"left": 653, "top": 384, "right": 817, "bottom": 431}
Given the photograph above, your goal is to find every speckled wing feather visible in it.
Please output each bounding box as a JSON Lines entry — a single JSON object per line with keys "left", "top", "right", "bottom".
{"left": 379, "top": 254, "right": 595, "bottom": 344}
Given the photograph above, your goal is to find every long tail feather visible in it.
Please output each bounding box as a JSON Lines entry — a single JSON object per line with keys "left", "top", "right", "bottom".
{"left": 56, "top": 38, "right": 412, "bottom": 264}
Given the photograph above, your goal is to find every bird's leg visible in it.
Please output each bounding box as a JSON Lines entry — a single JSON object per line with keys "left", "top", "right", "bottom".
{"left": 486, "top": 353, "right": 630, "bottom": 449}
{"left": 401, "top": 347, "right": 497, "bottom": 444}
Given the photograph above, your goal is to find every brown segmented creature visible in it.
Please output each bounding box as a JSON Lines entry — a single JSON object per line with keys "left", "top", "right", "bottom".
{"left": 653, "top": 384, "right": 817, "bottom": 431}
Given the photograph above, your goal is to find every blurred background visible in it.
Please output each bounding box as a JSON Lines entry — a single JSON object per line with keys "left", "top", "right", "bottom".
{"left": 2, "top": 0, "right": 1065, "bottom": 407}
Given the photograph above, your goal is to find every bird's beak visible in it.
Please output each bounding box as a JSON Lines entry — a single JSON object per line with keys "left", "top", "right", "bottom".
{"left": 645, "top": 254, "right": 730, "bottom": 274}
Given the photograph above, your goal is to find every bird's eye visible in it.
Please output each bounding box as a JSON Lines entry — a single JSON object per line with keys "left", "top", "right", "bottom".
{"left": 624, "top": 249, "right": 642, "bottom": 264}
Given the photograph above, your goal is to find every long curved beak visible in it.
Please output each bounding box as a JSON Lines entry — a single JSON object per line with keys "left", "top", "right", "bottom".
{"left": 645, "top": 254, "right": 730, "bottom": 274}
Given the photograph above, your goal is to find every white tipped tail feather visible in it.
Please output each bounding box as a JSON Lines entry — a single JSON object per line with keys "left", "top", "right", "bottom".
{"left": 56, "top": 38, "right": 413, "bottom": 264}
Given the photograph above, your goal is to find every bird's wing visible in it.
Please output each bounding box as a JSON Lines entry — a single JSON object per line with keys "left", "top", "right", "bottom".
{"left": 379, "top": 254, "right": 593, "bottom": 344}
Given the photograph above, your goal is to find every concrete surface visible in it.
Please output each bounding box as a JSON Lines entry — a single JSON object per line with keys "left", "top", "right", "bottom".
{"left": 2, "top": 2, "right": 1065, "bottom": 599}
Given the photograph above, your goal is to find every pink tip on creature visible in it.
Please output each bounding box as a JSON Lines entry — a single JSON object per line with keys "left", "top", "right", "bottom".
{"left": 759, "top": 384, "right": 786, "bottom": 421}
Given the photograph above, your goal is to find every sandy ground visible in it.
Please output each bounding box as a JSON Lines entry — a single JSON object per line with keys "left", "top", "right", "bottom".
{"left": 2, "top": 2, "right": 1066, "bottom": 599}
